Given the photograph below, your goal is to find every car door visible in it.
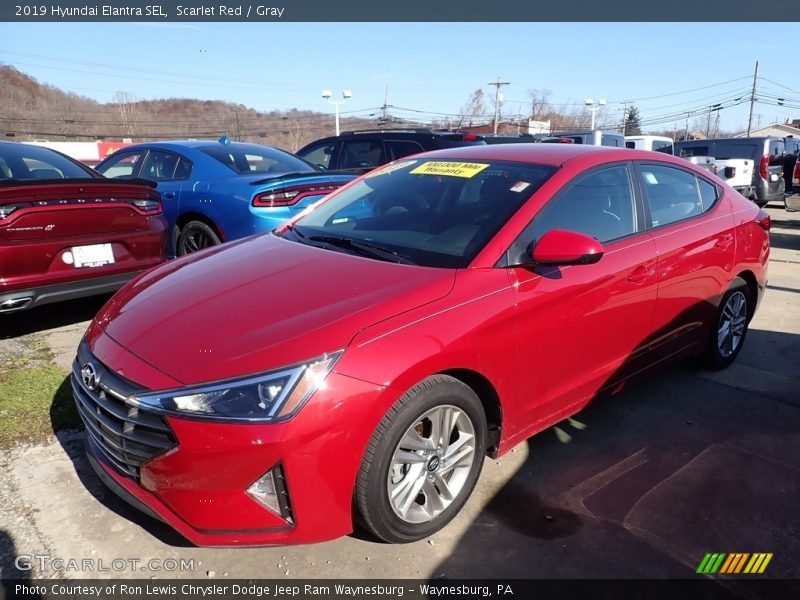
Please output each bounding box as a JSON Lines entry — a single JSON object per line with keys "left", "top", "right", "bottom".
{"left": 506, "top": 162, "right": 659, "bottom": 428}
{"left": 636, "top": 161, "right": 736, "bottom": 361}
{"left": 137, "top": 150, "right": 192, "bottom": 236}
{"left": 766, "top": 139, "right": 786, "bottom": 196}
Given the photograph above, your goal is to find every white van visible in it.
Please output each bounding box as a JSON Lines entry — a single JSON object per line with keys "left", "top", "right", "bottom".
{"left": 625, "top": 135, "right": 674, "bottom": 155}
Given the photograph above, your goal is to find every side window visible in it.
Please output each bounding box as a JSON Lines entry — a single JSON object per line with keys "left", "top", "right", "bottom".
{"left": 653, "top": 141, "right": 673, "bottom": 154}
{"left": 527, "top": 164, "right": 637, "bottom": 244}
{"left": 386, "top": 140, "right": 425, "bottom": 161}
{"left": 697, "top": 177, "right": 719, "bottom": 210}
{"left": 640, "top": 164, "right": 705, "bottom": 227}
{"left": 175, "top": 157, "right": 192, "bottom": 180}
{"left": 297, "top": 142, "right": 334, "bottom": 170}
{"left": 340, "top": 140, "right": 384, "bottom": 169}
{"left": 625, "top": 141, "right": 636, "bottom": 149}
{"left": 96, "top": 151, "right": 143, "bottom": 179}
{"left": 140, "top": 151, "right": 181, "bottom": 181}
{"left": 768, "top": 141, "right": 785, "bottom": 166}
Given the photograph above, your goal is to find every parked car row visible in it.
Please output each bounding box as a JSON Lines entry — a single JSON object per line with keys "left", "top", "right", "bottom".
{"left": 0, "top": 138, "right": 356, "bottom": 313}
{"left": 675, "top": 136, "right": 790, "bottom": 207}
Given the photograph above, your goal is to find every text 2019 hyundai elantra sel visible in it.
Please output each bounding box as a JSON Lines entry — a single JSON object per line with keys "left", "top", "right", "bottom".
{"left": 72, "top": 144, "right": 769, "bottom": 545}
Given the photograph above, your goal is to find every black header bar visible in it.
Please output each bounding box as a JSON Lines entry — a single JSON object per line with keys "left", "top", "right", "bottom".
{"left": 2, "top": 0, "right": 800, "bottom": 22}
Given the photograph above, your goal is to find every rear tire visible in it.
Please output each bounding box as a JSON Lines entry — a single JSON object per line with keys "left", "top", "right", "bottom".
{"left": 355, "top": 375, "right": 487, "bottom": 543}
{"left": 177, "top": 220, "right": 221, "bottom": 256}
{"left": 704, "top": 277, "right": 751, "bottom": 370}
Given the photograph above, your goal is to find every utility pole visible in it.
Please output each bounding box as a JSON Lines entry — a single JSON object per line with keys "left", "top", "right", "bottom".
{"left": 378, "top": 85, "right": 390, "bottom": 127}
{"left": 489, "top": 78, "right": 510, "bottom": 134}
{"left": 685, "top": 112, "right": 690, "bottom": 140}
{"left": 621, "top": 102, "right": 628, "bottom": 135}
{"left": 746, "top": 60, "right": 759, "bottom": 137}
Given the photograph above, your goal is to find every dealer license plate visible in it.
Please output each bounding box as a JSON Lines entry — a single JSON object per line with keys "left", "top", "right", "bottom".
{"left": 72, "top": 243, "right": 115, "bottom": 268}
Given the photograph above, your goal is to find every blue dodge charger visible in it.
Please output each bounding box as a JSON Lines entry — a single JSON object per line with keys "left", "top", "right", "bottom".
{"left": 95, "top": 137, "right": 356, "bottom": 256}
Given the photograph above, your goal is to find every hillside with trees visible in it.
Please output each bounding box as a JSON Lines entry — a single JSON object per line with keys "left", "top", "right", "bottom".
{"left": 0, "top": 65, "right": 377, "bottom": 151}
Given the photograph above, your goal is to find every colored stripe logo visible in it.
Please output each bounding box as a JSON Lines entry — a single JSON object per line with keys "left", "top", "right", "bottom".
{"left": 697, "top": 553, "right": 773, "bottom": 574}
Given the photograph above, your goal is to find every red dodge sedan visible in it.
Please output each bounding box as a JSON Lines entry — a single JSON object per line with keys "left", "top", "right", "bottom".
{"left": 72, "top": 144, "right": 769, "bottom": 546}
{"left": 0, "top": 142, "right": 168, "bottom": 313}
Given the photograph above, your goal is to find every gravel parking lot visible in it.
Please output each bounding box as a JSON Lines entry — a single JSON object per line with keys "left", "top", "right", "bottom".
{"left": 1, "top": 205, "right": 798, "bottom": 583}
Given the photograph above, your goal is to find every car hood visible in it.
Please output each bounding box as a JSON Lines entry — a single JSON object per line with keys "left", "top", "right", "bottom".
{"left": 92, "top": 234, "right": 455, "bottom": 386}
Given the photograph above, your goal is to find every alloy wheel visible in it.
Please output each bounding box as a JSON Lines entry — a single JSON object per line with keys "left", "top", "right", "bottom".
{"left": 717, "top": 290, "right": 747, "bottom": 358}
{"left": 387, "top": 404, "right": 476, "bottom": 524}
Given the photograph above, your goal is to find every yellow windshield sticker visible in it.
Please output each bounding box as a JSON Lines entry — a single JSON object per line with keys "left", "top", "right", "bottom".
{"left": 410, "top": 162, "right": 490, "bottom": 178}
{"left": 365, "top": 160, "right": 417, "bottom": 178}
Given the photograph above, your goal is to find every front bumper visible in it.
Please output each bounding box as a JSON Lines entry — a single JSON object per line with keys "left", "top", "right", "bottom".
{"left": 0, "top": 270, "right": 144, "bottom": 313}
{"left": 74, "top": 343, "right": 388, "bottom": 546}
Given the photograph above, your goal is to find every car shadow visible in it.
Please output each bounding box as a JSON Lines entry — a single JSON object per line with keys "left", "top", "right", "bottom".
{"left": 432, "top": 326, "right": 800, "bottom": 584}
{"left": 0, "top": 530, "right": 43, "bottom": 597}
{"left": 0, "top": 295, "right": 111, "bottom": 339}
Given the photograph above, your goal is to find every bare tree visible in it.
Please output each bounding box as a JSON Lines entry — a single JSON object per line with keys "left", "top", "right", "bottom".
{"left": 113, "top": 91, "right": 139, "bottom": 138}
{"left": 457, "top": 88, "right": 488, "bottom": 128}
{"left": 528, "top": 88, "right": 552, "bottom": 120}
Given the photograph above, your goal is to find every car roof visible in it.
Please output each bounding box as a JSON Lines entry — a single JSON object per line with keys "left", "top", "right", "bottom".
{"left": 415, "top": 142, "right": 642, "bottom": 166}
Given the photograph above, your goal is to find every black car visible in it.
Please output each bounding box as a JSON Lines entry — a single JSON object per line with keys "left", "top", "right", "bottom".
{"left": 296, "top": 129, "right": 486, "bottom": 173}
{"left": 481, "top": 133, "right": 545, "bottom": 144}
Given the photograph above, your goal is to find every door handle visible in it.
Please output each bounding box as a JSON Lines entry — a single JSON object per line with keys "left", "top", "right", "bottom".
{"left": 714, "top": 234, "right": 734, "bottom": 250}
{"left": 628, "top": 265, "right": 655, "bottom": 284}
{"left": 163, "top": 192, "right": 176, "bottom": 199}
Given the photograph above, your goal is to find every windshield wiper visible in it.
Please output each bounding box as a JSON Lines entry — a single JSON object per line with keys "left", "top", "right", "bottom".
{"left": 307, "top": 235, "right": 416, "bottom": 265}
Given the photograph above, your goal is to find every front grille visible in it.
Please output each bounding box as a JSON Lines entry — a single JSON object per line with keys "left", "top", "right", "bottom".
{"left": 71, "top": 342, "right": 176, "bottom": 480}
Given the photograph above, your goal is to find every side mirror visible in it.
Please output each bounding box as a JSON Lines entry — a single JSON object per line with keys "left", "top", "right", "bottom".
{"left": 531, "top": 229, "right": 604, "bottom": 266}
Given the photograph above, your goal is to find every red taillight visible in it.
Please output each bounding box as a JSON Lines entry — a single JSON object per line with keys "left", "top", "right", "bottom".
{"left": 558, "top": 137, "right": 572, "bottom": 144}
{"left": 724, "top": 166, "right": 736, "bottom": 179}
{"left": 756, "top": 209, "right": 771, "bottom": 231}
{"left": 759, "top": 154, "right": 769, "bottom": 179}
{"left": 462, "top": 133, "right": 478, "bottom": 141}
{"left": 253, "top": 183, "right": 342, "bottom": 207}
{"left": 793, "top": 161, "right": 800, "bottom": 185}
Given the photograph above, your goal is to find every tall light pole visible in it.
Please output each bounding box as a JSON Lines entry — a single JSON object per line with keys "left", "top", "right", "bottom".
{"left": 584, "top": 98, "right": 606, "bottom": 130}
{"left": 322, "top": 89, "right": 352, "bottom": 136}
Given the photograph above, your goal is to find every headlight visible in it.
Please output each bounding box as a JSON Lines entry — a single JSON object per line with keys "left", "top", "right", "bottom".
{"left": 132, "top": 351, "right": 342, "bottom": 421}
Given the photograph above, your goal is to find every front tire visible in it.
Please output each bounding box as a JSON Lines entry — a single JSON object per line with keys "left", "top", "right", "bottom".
{"left": 705, "top": 277, "right": 751, "bottom": 370}
{"left": 355, "top": 375, "right": 487, "bottom": 543}
{"left": 176, "top": 220, "right": 221, "bottom": 256}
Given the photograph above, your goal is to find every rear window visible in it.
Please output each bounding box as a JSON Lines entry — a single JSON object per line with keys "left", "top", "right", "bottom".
{"left": 678, "top": 145, "right": 710, "bottom": 157}
{"left": 198, "top": 143, "right": 313, "bottom": 175}
{"left": 435, "top": 136, "right": 487, "bottom": 149}
{"left": 713, "top": 143, "right": 759, "bottom": 161}
{"left": 0, "top": 144, "right": 97, "bottom": 180}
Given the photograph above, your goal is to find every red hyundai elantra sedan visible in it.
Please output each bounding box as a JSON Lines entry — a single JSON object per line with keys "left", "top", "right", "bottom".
{"left": 72, "top": 144, "right": 769, "bottom": 546}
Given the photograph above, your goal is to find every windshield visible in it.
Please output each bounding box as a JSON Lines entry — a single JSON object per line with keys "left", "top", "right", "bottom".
{"left": 197, "top": 143, "right": 315, "bottom": 175}
{"left": 280, "top": 158, "right": 556, "bottom": 268}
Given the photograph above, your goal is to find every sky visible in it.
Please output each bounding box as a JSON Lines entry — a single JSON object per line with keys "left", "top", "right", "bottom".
{"left": 1, "top": 22, "right": 798, "bottom": 135}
